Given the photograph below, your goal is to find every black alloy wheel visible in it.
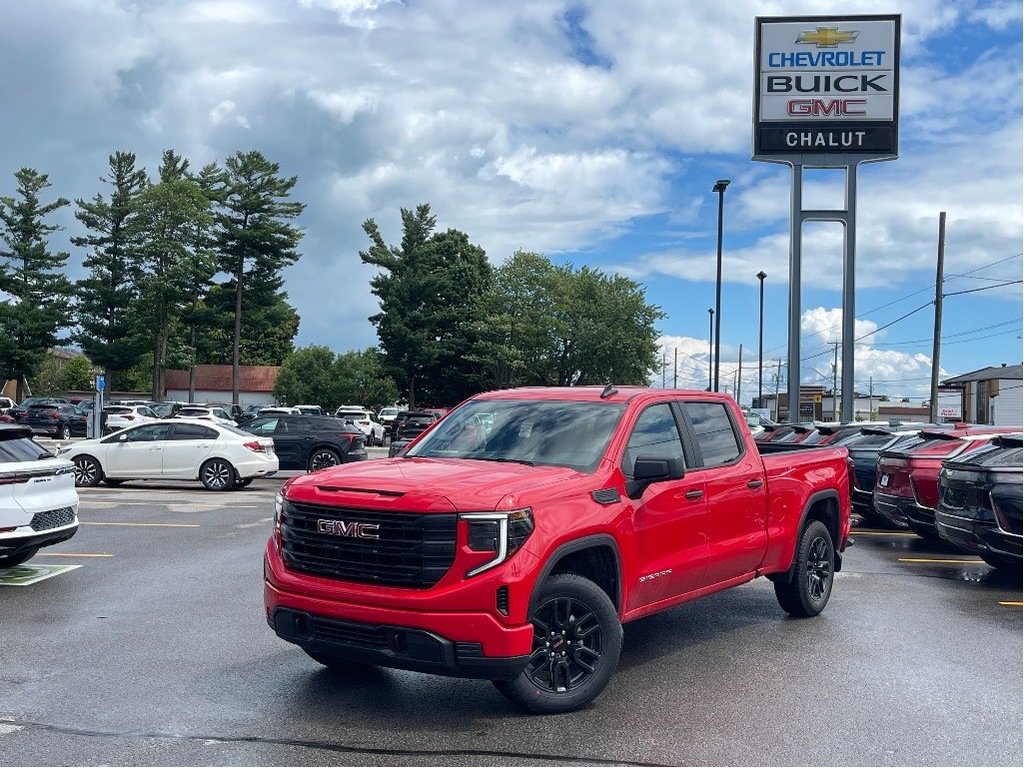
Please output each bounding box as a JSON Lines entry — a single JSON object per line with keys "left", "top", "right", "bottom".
{"left": 200, "top": 458, "right": 235, "bottom": 491}
{"left": 73, "top": 455, "right": 103, "bottom": 487}
{"left": 493, "top": 573, "right": 622, "bottom": 714}
{"left": 308, "top": 448, "right": 341, "bottom": 472}
{"left": 774, "top": 519, "right": 835, "bottom": 617}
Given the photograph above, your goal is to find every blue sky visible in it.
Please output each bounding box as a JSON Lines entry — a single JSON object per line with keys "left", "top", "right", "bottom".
{"left": 0, "top": 0, "right": 1020, "bottom": 404}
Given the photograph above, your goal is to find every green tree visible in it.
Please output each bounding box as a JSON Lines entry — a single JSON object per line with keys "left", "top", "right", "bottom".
{"left": 136, "top": 150, "right": 215, "bottom": 400}
{"left": 31, "top": 353, "right": 93, "bottom": 394}
{"left": 61, "top": 354, "right": 93, "bottom": 391}
{"left": 332, "top": 348, "right": 400, "bottom": 413}
{"left": 0, "top": 168, "right": 73, "bottom": 401}
{"left": 215, "top": 150, "right": 304, "bottom": 404}
{"left": 360, "top": 204, "right": 492, "bottom": 408}
{"left": 194, "top": 279, "right": 299, "bottom": 366}
{"left": 71, "top": 151, "right": 149, "bottom": 395}
{"left": 273, "top": 345, "right": 340, "bottom": 408}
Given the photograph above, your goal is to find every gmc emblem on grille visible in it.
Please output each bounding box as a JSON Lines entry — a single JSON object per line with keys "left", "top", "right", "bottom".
{"left": 317, "top": 519, "right": 380, "bottom": 539}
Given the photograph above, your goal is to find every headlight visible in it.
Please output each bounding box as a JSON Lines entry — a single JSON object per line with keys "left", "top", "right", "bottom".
{"left": 274, "top": 492, "right": 285, "bottom": 527}
{"left": 461, "top": 508, "right": 534, "bottom": 577}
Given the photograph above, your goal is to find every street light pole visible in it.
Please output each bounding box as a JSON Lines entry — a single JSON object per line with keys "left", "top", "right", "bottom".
{"left": 757, "top": 270, "right": 767, "bottom": 408}
{"left": 707, "top": 308, "right": 714, "bottom": 391}
{"left": 712, "top": 179, "right": 730, "bottom": 392}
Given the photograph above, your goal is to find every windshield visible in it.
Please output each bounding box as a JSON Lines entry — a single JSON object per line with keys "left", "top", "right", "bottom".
{"left": 405, "top": 398, "right": 624, "bottom": 472}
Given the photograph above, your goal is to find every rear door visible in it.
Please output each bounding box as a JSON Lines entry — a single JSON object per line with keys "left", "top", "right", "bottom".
{"left": 624, "top": 401, "right": 708, "bottom": 609}
{"left": 681, "top": 401, "right": 768, "bottom": 585}
{"left": 162, "top": 422, "right": 218, "bottom": 477}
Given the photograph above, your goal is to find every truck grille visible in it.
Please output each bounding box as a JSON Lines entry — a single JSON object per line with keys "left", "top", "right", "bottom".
{"left": 30, "top": 506, "right": 76, "bottom": 531}
{"left": 281, "top": 501, "right": 457, "bottom": 588}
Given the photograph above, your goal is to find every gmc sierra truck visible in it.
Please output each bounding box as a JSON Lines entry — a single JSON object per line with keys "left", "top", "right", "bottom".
{"left": 265, "top": 387, "right": 852, "bottom": 713}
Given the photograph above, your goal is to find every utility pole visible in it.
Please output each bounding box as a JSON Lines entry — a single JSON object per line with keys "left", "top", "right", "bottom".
{"left": 869, "top": 376, "right": 874, "bottom": 420}
{"left": 929, "top": 212, "right": 946, "bottom": 422}
{"left": 673, "top": 348, "right": 678, "bottom": 389}
{"left": 737, "top": 345, "right": 743, "bottom": 406}
{"left": 773, "top": 359, "right": 784, "bottom": 421}
{"left": 662, "top": 352, "right": 667, "bottom": 388}
{"left": 829, "top": 340, "right": 840, "bottom": 420}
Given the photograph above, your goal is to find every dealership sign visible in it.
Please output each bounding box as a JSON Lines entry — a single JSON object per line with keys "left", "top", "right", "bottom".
{"left": 753, "top": 15, "right": 900, "bottom": 160}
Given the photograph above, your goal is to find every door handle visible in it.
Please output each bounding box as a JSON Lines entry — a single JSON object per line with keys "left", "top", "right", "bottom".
{"left": 685, "top": 490, "right": 704, "bottom": 500}
{"left": 747, "top": 479, "right": 764, "bottom": 490}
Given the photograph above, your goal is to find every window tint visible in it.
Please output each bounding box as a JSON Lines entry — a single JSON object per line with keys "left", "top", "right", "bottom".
{"left": 247, "top": 418, "right": 279, "bottom": 434}
{"left": 122, "top": 424, "right": 172, "bottom": 442}
{"left": 0, "top": 434, "right": 48, "bottom": 462}
{"left": 621, "top": 404, "right": 685, "bottom": 477}
{"left": 169, "top": 423, "right": 217, "bottom": 440}
{"left": 686, "top": 402, "right": 741, "bottom": 466}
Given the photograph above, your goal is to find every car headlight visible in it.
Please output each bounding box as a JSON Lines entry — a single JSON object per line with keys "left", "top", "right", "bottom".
{"left": 461, "top": 508, "right": 534, "bottom": 577}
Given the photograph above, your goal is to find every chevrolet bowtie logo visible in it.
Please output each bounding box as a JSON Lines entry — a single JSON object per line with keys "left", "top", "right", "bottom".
{"left": 795, "top": 27, "right": 860, "bottom": 48}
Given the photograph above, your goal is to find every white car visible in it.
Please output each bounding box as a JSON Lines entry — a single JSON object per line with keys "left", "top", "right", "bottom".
{"left": 258, "top": 406, "right": 301, "bottom": 416}
{"left": 103, "top": 404, "right": 159, "bottom": 433}
{"left": 335, "top": 408, "right": 386, "bottom": 446}
{"left": 377, "top": 406, "right": 400, "bottom": 425}
{"left": 0, "top": 425, "right": 79, "bottom": 568}
{"left": 58, "top": 419, "right": 278, "bottom": 491}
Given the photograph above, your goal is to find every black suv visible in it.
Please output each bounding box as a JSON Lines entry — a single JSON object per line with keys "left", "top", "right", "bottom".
{"left": 936, "top": 433, "right": 1023, "bottom": 570}
{"left": 242, "top": 415, "right": 367, "bottom": 471}
{"left": 22, "top": 403, "right": 88, "bottom": 439}
{"left": 8, "top": 397, "right": 68, "bottom": 423}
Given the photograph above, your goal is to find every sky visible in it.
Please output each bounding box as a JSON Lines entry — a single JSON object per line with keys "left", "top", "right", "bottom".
{"left": 0, "top": 0, "right": 1020, "bottom": 405}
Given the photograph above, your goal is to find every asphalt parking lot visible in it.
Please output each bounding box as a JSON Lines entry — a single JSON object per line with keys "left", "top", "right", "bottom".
{"left": 0, "top": 459, "right": 1021, "bottom": 766}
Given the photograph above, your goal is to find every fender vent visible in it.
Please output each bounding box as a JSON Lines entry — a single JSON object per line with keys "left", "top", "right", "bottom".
{"left": 592, "top": 488, "right": 621, "bottom": 505}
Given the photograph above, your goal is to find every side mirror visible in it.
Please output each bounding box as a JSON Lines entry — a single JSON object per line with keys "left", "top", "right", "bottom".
{"left": 627, "top": 454, "right": 685, "bottom": 499}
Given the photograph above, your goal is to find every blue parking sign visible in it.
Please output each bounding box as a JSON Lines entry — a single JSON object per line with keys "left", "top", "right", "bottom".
{"left": 96, "top": 374, "right": 105, "bottom": 392}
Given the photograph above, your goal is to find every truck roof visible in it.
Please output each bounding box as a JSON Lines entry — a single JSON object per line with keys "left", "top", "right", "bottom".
{"left": 473, "top": 386, "right": 735, "bottom": 406}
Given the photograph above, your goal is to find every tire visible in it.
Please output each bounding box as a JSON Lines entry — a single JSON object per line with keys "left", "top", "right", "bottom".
{"left": 980, "top": 552, "right": 1019, "bottom": 570}
{"left": 774, "top": 519, "right": 835, "bottom": 618}
{"left": 57, "top": 425, "right": 71, "bottom": 440}
{"left": 200, "top": 458, "right": 235, "bottom": 491}
{"left": 103, "top": 478, "right": 125, "bottom": 487}
{"left": 492, "top": 573, "right": 622, "bottom": 714}
{"left": 73, "top": 455, "right": 103, "bottom": 487}
{"left": 0, "top": 549, "right": 38, "bottom": 569}
{"left": 308, "top": 448, "right": 341, "bottom": 472}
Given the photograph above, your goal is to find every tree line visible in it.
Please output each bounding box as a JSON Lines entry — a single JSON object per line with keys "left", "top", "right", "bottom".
{"left": 0, "top": 149, "right": 303, "bottom": 402}
{"left": 274, "top": 204, "right": 664, "bottom": 411}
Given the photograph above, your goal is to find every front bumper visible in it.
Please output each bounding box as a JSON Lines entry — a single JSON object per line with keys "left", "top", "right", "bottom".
{"left": 935, "top": 510, "right": 1022, "bottom": 563}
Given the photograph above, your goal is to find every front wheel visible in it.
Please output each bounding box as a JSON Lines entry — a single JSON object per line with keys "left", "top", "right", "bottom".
{"left": 774, "top": 519, "right": 835, "bottom": 618}
{"left": 0, "top": 549, "right": 38, "bottom": 569}
{"left": 200, "top": 458, "right": 235, "bottom": 491}
{"left": 493, "top": 573, "right": 622, "bottom": 714}
{"left": 73, "top": 455, "right": 103, "bottom": 487}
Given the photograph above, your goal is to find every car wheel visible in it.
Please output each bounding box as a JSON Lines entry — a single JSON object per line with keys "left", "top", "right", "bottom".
{"left": 59, "top": 425, "right": 71, "bottom": 441}
{"left": 200, "top": 458, "right": 235, "bottom": 491}
{"left": 492, "top": 573, "right": 622, "bottom": 714}
{"left": 980, "top": 552, "right": 1019, "bottom": 570}
{"left": 308, "top": 448, "right": 341, "bottom": 472}
{"left": 73, "top": 455, "right": 103, "bottom": 487}
{"left": 0, "top": 549, "right": 39, "bottom": 569}
{"left": 774, "top": 519, "right": 835, "bottom": 618}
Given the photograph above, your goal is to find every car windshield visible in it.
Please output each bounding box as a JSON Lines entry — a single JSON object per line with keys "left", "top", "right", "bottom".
{"left": 405, "top": 398, "right": 623, "bottom": 472}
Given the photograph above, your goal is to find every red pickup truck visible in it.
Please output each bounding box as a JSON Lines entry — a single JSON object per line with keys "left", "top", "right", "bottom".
{"left": 265, "top": 387, "right": 851, "bottom": 713}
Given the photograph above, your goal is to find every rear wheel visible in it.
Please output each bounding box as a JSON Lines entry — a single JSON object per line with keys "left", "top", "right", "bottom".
{"left": 0, "top": 549, "right": 38, "bottom": 569}
{"left": 774, "top": 519, "right": 835, "bottom": 618}
{"left": 308, "top": 448, "right": 341, "bottom": 472}
{"left": 73, "top": 455, "right": 103, "bottom": 487}
{"left": 493, "top": 573, "right": 622, "bottom": 714}
{"left": 58, "top": 425, "right": 71, "bottom": 440}
{"left": 200, "top": 458, "right": 235, "bottom": 491}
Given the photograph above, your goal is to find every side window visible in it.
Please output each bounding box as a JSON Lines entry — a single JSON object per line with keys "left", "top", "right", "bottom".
{"left": 248, "top": 418, "right": 277, "bottom": 435}
{"left": 169, "top": 423, "right": 216, "bottom": 441}
{"left": 686, "top": 402, "right": 741, "bottom": 466}
{"left": 620, "top": 404, "right": 685, "bottom": 477}
{"left": 123, "top": 424, "right": 172, "bottom": 442}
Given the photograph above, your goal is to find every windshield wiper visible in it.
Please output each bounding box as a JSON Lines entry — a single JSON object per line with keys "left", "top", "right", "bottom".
{"left": 475, "top": 456, "right": 535, "bottom": 466}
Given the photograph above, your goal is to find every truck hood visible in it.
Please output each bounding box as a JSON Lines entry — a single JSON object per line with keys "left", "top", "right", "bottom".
{"left": 284, "top": 456, "right": 594, "bottom": 512}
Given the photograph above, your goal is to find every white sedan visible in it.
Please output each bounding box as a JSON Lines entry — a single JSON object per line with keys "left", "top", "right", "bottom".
{"left": 58, "top": 419, "right": 278, "bottom": 491}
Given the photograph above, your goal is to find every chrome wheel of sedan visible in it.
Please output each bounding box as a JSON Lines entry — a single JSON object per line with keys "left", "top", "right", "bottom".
{"left": 200, "top": 458, "right": 234, "bottom": 491}
{"left": 73, "top": 456, "right": 103, "bottom": 487}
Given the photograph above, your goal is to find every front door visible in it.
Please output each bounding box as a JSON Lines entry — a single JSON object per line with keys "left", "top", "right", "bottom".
{"left": 624, "top": 403, "right": 708, "bottom": 610}
{"left": 105, "top": 423, "right": 172, "bottom": 477}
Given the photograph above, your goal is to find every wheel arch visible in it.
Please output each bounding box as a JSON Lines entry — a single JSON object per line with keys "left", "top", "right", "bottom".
{"left": 775, "top": 490, "right": 842, "bottom": 583}
{"left": 529, "top": 535, "right": 623, "bottom": 616}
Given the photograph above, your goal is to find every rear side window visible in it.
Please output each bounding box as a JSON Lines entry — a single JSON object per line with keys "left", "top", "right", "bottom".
{"left": 169, "top": 423, "right": 217, "bottom": 440}
{"left": 0, "top": 434, "right": 48, "bottom": 462}
{"left": 686, "top": 402, "right": 741, "bottom": 466}
{"left": 621, "top": 404, "right": 685, "bottom": 477}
